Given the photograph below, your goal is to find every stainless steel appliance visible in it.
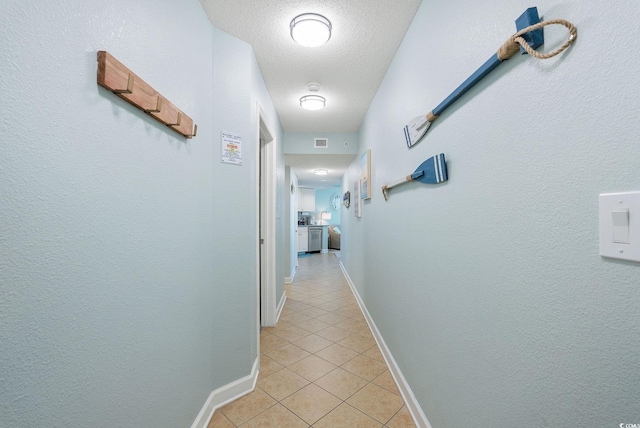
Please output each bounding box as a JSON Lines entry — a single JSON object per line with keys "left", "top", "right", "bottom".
{"left": 298, "top": 213, "right": 312, "bottom": 225}
{"left": 308, "top": 226, "right": 322, "bottom": 252}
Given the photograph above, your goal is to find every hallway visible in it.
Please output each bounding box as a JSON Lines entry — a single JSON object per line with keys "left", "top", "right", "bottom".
{"left": 209, "top": 253, "right": 415, "bottom": 427}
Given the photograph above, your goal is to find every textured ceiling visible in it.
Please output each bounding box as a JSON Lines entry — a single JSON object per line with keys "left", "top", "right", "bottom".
{"left": 199, "top": 0, "right": 422, "bottom": 133}
{"left": 199, "top": 0, "right": 422, "bottom": 187}
{"left": 284, "top": 154, "right": 355, "bottom": 188}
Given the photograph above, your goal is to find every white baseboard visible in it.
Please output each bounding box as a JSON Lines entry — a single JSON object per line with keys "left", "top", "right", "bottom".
{"left": 285, "top": 267, "right": 296, "bottom": 284}
{"left": 190, "top": 357, "right": 259, "bottom": 428}
{"left": 339, "top": 262, "right": 432, "bottom": 428}
{"left": 321, "top": 249, "right": 329, "bottom": 254}
{"left": 275, "top": 292, "right": 287, "bottom": 324}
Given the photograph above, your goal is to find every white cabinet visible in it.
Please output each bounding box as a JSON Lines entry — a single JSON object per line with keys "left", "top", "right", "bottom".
{"left": 297, "top": 188, "right": 315, "bottom": 212}
{"left": 298, "top": 226, "right": 308, "bottom": 252}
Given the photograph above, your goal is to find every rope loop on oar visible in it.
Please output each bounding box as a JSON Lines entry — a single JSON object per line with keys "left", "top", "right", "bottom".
{"left": 497, "top": 19, "right": 577, "bottom": 61}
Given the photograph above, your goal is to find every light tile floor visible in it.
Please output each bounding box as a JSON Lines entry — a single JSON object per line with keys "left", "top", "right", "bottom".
{"left": 209, "top": 253, "right": 416, "bottom": 427}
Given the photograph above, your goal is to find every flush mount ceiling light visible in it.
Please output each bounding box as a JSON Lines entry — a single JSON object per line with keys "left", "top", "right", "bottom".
{"left": 314, "top": 169, "right": 329, "bottom": 175}
{"left": 307, "top": 82, "right": 321, "bottom": 92}
{"left": 300, "top": 95, "right": 326, "bottom": 110}
{"left": 290, "top": 13, "right": 332, "bottom": 47}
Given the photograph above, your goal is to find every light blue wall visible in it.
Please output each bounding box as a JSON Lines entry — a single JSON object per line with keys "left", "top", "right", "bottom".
{"left": 341, "top": 0, "right": 640, "bottom": 426}
{"left": 315, "top": 187, "right": 342, "bottom": 226}
{"left": 210, "top": 24, "right": 285, "bottom": 388}
{"left": 0, "top": 1, "right": 283, "bottom": 427}
{"left": 250, "top": 53, "right": 286, "bottom": 306}
{"left": 284, "top": 132, "right": 358, "bottom": 154}
{"left": 285, "top": 167, "right": 295, "bottom": 279}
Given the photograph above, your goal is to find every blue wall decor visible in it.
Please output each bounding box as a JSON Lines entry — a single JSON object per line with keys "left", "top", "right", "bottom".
{"left": 404, "top": 7, "right": 577, "bottom": 148}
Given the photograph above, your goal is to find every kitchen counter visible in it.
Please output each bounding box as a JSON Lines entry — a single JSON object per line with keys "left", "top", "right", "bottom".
{"left": 297, "top": 224, "right": 337, "bottom": 253}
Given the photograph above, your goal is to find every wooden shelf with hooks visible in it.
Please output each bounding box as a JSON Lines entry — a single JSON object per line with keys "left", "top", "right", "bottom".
{"left": 97, "top": 51, "right": 197, "bottom": 139}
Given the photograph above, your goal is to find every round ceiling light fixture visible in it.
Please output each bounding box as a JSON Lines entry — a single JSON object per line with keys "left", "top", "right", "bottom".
{"left": 307, "top": 82, "right": 321, "bottom": 92}
{"left": 290, "top": 13, "right": 332, "bottom": 47}
{"left": 300, "top": 95, "right": 326, "bottom": 110}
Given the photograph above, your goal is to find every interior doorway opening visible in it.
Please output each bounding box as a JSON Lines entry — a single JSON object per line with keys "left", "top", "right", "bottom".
{"left": 257, "top": 105, "right": 277, "bottom": 327}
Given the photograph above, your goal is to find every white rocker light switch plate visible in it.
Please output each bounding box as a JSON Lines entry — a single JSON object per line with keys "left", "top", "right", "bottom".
{"left": 599, "top": 191, "right": 640, "bottom": 262}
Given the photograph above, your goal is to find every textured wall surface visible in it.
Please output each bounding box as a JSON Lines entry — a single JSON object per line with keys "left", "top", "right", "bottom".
{"left": 209, "top": 25, "right": 285, "bottom": 386}
{"left": 284, "top": 132, "right": 359, "bottom": 155}
{"left": 200, "top": 0, "right": 422, "bottom": 133}
{"left": 285, "top": 167, "right": 294, "bottom": 278}
{"left": 342, "top": 0, "right": 640, "bottom": 426}
{"left": 315, "top": 187, "right": 342, "bottom": 225}
{"left": 0, "top": 0, "right": 282, "bottom": 427}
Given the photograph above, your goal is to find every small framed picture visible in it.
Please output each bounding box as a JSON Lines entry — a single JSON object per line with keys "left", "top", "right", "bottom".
{"left": 354, "top": 181, "right": 361, "bottom": 218}
{"left": 361, "top": 149, "right": 371, "bottom": 200}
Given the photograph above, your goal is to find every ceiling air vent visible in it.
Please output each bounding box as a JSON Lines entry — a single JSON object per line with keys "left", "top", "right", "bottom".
{"left": 314, "top": 138, "right": 328, "bottom": 149}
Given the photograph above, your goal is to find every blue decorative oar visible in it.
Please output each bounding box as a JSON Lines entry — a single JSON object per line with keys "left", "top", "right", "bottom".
{"left": 382, "top": 153, "right": 447, "bottom": 200}
{"left": 404, "top": 7, "right": 577, "bottom": 148}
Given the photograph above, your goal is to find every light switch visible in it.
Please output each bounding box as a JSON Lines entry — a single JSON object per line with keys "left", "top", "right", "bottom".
{"left": 611, "top": 209, "right": 630, "bottom": 243}
{"left": 599, "top": 191, "right": 640, "bottom": 262}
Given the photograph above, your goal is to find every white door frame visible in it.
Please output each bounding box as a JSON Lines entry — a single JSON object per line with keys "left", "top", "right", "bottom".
{"left": 256, "top": 103, "right": 277, "bottom": 327}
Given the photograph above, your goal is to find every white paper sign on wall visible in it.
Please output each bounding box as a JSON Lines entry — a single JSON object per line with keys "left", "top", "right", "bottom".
{"left": 221, "top": 132, "right": 242, "bottom": 165}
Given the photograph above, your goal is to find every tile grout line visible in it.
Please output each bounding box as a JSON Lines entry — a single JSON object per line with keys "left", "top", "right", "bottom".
{"left": 219, "top": 254, "right": 411, "bottom": 427}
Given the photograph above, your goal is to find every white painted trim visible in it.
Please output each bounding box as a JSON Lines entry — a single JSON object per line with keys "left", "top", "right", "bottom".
{"left": 285, "top": 267, "right": 296, "bottom": 284}
{"left": 339, "top": 262, "right": 432, "bottom": 428}
{"left": 191, "top": 357, "right": 259, "bottom": 428}
{"left": 275, "top": 293, "right": 287, "bottom": 325}
{"left": 257, "top": 103, "right": 277, "bottom": 327}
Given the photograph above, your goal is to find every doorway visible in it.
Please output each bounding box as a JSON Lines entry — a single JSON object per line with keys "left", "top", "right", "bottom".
{"left": 257, "top": 105, "right": 277, "bottom": 327}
